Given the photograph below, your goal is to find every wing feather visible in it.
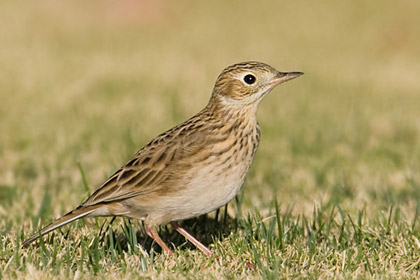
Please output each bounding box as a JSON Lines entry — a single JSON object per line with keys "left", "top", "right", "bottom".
{"left": 82, "top": 117, "right": 211, "bottom": 206}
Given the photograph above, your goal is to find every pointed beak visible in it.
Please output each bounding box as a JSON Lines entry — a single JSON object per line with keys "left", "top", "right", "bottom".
{"left": 269, "top": 71, "right": 304, "bottom": 86}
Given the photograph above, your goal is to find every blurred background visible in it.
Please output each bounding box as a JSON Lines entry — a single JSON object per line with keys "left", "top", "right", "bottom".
{"left": 1, "top": 0, "right": 420, "bottom": 227}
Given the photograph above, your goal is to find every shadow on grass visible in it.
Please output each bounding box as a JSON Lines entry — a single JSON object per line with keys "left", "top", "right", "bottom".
{"left": 98, "top": 205, "right": 239, "bottom": 255}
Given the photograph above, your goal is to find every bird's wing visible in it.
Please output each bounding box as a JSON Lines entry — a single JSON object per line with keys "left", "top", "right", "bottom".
{"left": 82, "top": 119, "right": 212, "bottom": 206}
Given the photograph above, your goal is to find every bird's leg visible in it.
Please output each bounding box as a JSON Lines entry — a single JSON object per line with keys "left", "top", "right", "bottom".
{"left": 170, "top": 221, "right": 212, "bottom": 256}
{"left": 144, "top": 225, "right": 173, "bottom": 256}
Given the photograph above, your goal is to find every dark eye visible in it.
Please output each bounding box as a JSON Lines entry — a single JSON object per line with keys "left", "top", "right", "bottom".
{"left": 243, "top": 74, "right": 256, "bottom": 85}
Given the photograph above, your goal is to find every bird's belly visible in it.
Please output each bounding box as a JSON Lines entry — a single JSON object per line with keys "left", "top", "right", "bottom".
{"left": 190, "top": 165, "right": 245, "bottom": 212}
{"left": 160, "top": 154, "right": 253, "bottom": 222}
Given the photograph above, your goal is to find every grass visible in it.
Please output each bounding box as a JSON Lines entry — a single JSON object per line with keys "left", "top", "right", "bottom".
{"left": 1, "top": 0, "right": 420, "bottom": 278}
{"left": 2, "top": 202, "right": 420, "bottom": 278}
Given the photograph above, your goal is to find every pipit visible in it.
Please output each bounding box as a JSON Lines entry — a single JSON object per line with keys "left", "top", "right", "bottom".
{"left": 22, "top": 61, "right": 303, "bottom": 256}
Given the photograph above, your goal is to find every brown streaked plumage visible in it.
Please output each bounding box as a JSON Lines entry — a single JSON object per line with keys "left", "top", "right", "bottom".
{"left": 22, "top": 61, "right": 303, "bottom": 256}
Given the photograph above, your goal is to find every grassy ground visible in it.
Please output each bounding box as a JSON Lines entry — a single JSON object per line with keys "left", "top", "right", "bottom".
{"left": 1, "top": 0, "right": 420, "bottom": 278}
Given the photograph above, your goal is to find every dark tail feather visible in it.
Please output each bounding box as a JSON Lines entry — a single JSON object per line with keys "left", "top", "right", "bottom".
{"left": 22, "top": 205, "right": 99, "bottom": 247}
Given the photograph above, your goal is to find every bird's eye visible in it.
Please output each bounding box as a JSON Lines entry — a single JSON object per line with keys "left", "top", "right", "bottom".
{"left": 243, "top": 74, "right": 256, "bottom": 85}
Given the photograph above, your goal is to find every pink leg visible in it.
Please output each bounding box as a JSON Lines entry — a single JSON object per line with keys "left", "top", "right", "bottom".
{"left": 170, "top": 221, "right": 212, "bottom": 256}
{"left": 144, "top": 225, "right": 173, "bottom": 256}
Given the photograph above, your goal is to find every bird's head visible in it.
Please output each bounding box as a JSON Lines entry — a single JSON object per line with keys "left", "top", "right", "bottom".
{"left": 211, "top": 61, "right": 303, "bottom": 106}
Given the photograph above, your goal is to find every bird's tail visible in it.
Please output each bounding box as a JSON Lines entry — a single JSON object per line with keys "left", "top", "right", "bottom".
{"left": 22, "top": 205, "right": 100, "bottom": 247}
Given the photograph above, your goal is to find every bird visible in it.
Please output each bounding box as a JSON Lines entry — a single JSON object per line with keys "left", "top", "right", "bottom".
{"left": 22, "top": 61, "right": 303, "bottom": 256}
